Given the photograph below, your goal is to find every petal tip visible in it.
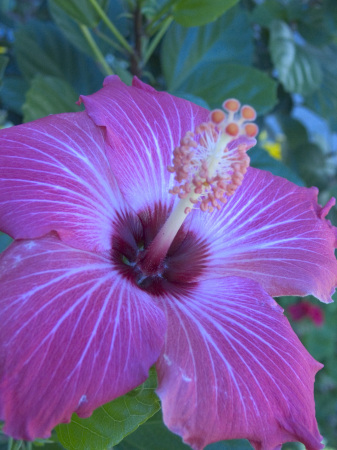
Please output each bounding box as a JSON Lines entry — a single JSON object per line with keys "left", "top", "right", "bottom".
{"left": 319, "top": 197, "right": 336, "bottom": 219}
{"left": 131, "top": 76, "right": 158, "bottom": 93}
{"left": 103, "top": 74, "right": 121, "bottom": 87}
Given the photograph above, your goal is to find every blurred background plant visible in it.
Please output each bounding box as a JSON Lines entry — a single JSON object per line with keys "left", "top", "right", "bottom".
{"left": 1, "top": 0, "right": 337, "bottom": 449}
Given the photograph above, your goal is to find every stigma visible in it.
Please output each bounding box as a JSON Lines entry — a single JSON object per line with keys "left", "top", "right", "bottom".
{"left": 168, "top": 98, "right": 258, "bottom": 214}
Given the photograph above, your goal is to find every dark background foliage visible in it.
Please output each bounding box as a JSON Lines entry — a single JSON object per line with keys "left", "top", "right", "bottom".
{"left": 0, "top": 0, "right": 337, "bottom": 449}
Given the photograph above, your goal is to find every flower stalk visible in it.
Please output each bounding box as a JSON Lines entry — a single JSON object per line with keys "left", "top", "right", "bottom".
{"left": 88, "top": 0, "right": 134, "bottom": 55}
{"left": 80, "top": 24, "right": 114, "bottom": 76}
{"left": 143, "top": 16, "right": 173, "bottom": 65}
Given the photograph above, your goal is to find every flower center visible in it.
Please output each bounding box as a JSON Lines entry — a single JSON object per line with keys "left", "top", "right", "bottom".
{"left": 111, "top": 205, "right": 209, "bottom": 296}
{"left": 138, "top": 99, "right": 258, "bottom": 275}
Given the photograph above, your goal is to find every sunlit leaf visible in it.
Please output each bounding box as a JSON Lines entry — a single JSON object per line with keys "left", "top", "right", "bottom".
{"left": 171, "top": 63, "right": 277, "bottom": 115}
{"left": 173, "top": 0, "right": 239, "bottom": 27}
{"left": 269, "top": 20, "right": 322, "bottom": 96}
{"left": 56, "top": 367, "right": 160, "bottom": 450}
{"left": 162, "top": 6, "right": 253, "bottom": 91}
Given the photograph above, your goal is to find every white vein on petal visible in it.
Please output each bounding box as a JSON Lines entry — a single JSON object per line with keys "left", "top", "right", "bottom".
{"left": 92, "top": 86, "right": 201, "bottom": 209}
{"left": 1, "top": 240, "right": 162, "bottom": 407}
{"left": 1, "top": 118, "right": 121, "bottom": 242}
{"left": 162, "top": 293, "right": 251, "bottom": 425}
{"left": 160, "top": 281, "right": 312, "bottom": 430}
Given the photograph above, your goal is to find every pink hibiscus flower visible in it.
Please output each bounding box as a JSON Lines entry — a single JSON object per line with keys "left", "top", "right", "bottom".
{"left": 1, "top": 76, "right": 337, "bottom": 450}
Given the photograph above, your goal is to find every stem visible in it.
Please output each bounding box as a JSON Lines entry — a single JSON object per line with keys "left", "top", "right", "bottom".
{"left": 88, "top": 0, "right": 134, "bottom": 54}
{"left": 130, "top": 3, "right": 142, "bottom": 76}
{"left": 7, "top": 439, "right": 22, "bottom": 450}
{"left": 93, "top": 28, "right": 124, "bottom": 53}
{"left": 145, "top": 0, "right": 177, "bottom": 35}
{"left": 7, "top": 438, "right": 13, "bottom": 450}
{"left": 143, "top": 16, "right": 173, "bottom": 65}
{"left": 80, "top": 25, "right": 114, "bottom": 76}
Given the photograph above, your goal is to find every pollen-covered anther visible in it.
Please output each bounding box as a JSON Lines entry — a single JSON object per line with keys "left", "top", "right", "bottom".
{"left": 241, "top": 105, "right": 256, "bottom": 121}
{"left": 225, "top": 123, "right": 239, "bottom": 137}
{"left": 210, "top": 109, "right": 226, "bottom": 125}
{"left": 223, "top": 99, "right": 240, "bottom": 112}
{"left": 245, "top": 123, "right": 259, "bottom": 138}
{"left": 168, "top": 98, "right": 257, "bottom": 213}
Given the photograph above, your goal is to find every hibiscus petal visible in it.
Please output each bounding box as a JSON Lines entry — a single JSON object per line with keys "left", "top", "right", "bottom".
{"left": 80, "top": 76, "right": 209, "bottom": 210}
{"left": 188, "top": 167, "right": 337, "bottom": 302}
{"left": 156, "top": 277, "right": 323, "bottom": 450}
{"left": 0, "top": 111, "right": 124, "bottom": 252}
{"left": 0, "top": 234, "right": 166, "bottom": 440}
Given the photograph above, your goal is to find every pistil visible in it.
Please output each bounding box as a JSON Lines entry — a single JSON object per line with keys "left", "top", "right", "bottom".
{"left": 139, "top": 99, "right": 258, "bottom": 275}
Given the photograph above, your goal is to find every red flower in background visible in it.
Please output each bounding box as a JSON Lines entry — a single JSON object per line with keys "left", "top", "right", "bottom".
{"left": 289, "top": 301, "right": 325, "bottom": 326}
{"left": 0, "top": 76, "right": 337, "bottom": 449}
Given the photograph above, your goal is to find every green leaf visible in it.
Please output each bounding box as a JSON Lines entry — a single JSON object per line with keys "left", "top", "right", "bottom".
{"left": 162, "top": 6, "right": 254, "bottom": 91}
{"left": 108, "top": 57, "right": 132, "bottom": 86}
{"left": 286, "top": 142, "right": 328, "bottom": 188}
{"left": 49, "top": 0, "right": 108, "bottom": 27}
{"left": 278, "top": 117, "right": 330, "bottom": 188}
{"left": 324, "top": 0, "right": 337, "bottom": 38}
{"left": 0, "top": 0, "right": 15, "bottom": 14}
{"left": 253, "top": 0, "right": 334, "bottom": 46}
{"left": 269, "top": 20, "right": 322, "bottom": 96}
{"left": 250, "top": 146, "right": 304, "bottom": 186}
{"left": 56, "top": 367, "right": 160, "bottom": 450}
{"left": 305, "top": 44, "right": 337, "bottom": 131}
{"left": 0, "top": 232, "right": 12, "bottom": 253}
{"left": 0, "top": 76, "right": 29, "bottom": 115}
{"left": 277, "top": 116, "right": 309, "bottom": 150}
{"left": 48, "top": 0, "right": 97, "bottom": 58}
{"left": 172, "top": 63, "right": 277, "bottom": 115}
{"left": 14, "top": 21, "right": 104, "bottom": 93}
{"left": 48, "top": 0, "right": 128, "bottom": 59}
{"left": 115, "top": 410, "right": 252, "bottom": 450}
{"left": 22, "top": 75, "right": 81, "bottom": 123}
{"left": 297, "top": 3, "right": 334, "bottom": 46}
{"left": 251, "top": 0, "right": 288, "bottom": 27}
{"left": 0, "top": 55, "right": 9, "bottom": 84}
{"left": 173, "top": 0, "right": 239, "bottom": 27}
{"left": 15, "top": 21, "right": 71, "bottom": 80}
{"left": 173, "top": 92, "right": 210, "bottom": 109}
{"left": 115, "top": 411, "right": 188, "bottom": 450}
